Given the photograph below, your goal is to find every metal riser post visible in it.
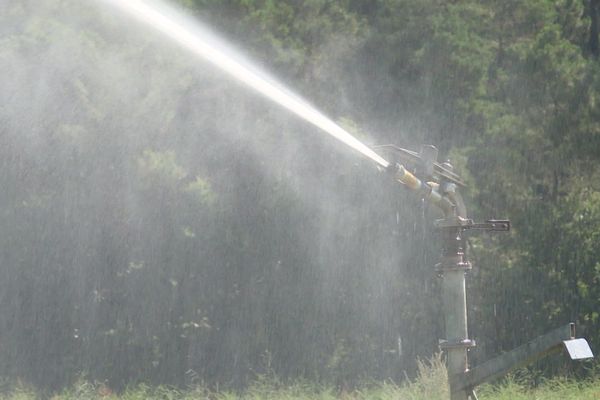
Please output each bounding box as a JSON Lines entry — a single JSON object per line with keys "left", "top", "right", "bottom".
{"left": 437, "top": 227, "right": 475, "bottom": 400}
{"left": 443, "top": 270, "right": 469, "bottom": 400}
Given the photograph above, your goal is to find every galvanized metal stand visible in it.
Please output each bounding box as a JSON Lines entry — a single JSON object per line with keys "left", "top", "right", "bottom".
{"left": 381, "top": 144, "right": 594, "bottom": 400}
{"left": 435, "top": 217, "right": 509, "bottom": 400}
{"left": 437, "top": 221, "right": 474, "bottom": 400}
{"left": 451, "top": 323, "right": 594, "bottom": 394}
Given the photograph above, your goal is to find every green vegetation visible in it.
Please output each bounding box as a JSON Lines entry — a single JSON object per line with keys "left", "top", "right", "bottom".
{"left": 1, "top": 0, "right": 600, "bottom": 394}
{"left": 1, "top": 360, "right": 600, "bottom": 399}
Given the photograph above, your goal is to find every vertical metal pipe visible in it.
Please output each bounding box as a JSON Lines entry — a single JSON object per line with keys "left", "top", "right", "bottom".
{"left": 444, "top": 272, "right": 469, "bottom": 400}
{"left": 439, "top": 227, "right": 471, "bottom": 400}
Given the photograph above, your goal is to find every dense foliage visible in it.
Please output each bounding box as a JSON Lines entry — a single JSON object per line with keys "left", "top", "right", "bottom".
{"left": 1, "top": 0, "right": 599, "bottom": 393}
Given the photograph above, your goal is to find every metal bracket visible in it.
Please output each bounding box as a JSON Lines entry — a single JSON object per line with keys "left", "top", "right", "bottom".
{"left": 440, "top": 339, "right": 477, "bottom": 350}
{"left": 450, "top": 323, "right": 594, "bottom": 394}
{"left": 435, "top": 261, "right": 472, "bottom": 273}
{"left": 435, "top": 218, "right": 510, "bottom": 232}
{"left": 466, "top": 220, "right": 510, "bottom": 232}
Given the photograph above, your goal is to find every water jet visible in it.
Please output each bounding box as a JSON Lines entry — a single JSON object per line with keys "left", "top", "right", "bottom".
{"left": 97, "top": 1, "right": 595, "bottom": 398}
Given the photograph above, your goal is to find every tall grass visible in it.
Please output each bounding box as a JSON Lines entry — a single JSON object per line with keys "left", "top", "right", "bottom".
{"left": 1, "top": 357, "right": 598, "bottom": 400}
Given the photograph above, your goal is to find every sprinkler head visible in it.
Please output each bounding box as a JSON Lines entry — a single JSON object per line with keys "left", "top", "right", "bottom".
{"left": 372, "top": 144, "right": 466, "bottom": 187}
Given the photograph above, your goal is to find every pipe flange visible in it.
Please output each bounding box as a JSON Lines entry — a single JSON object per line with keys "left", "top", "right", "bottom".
{"left": 439, "top": 339, "right": 476, "bottom": 350}
{"left": 435, "top": 261, "right": 472, "bottom": 272}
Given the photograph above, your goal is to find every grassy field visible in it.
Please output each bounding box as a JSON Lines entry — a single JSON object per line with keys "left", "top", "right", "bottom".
{"left": 2, "top": 358, "right": 599, "bottom": 399}
{"left": 3, "top": 379, "right": 600, "bottom": 400}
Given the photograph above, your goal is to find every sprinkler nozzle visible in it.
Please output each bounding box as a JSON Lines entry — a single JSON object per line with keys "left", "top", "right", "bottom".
{"left": 394, "top": 165, "right": 422, "bottom": 191}
{"left": 385, "top": 163, "right": 455, "bottom": 214}
{"left": 385, "top": 162, "right": 421, "bottom": 190}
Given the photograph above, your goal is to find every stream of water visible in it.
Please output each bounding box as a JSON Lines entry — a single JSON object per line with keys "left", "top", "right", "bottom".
{"left": 100, "top": 0, "right": 390, "bottom": 169}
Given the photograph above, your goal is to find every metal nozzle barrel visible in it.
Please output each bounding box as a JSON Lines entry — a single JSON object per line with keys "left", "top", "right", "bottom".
{"left": 387, "top": 163, "right": 422, "bottom": 191}
{"left": 387, "top": 162, "right": 455, "bottom": 215}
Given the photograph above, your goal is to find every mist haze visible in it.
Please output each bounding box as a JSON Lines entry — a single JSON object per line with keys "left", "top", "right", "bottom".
{"left": 1, "top": 0, "right": 600, "bottom": 396}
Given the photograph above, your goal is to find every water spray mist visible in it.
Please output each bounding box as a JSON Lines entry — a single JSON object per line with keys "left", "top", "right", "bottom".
{"left": 99, "top": 0, "right": 389, "bottom": 168}
{"left": 97, "top": 2, "right": 595, "bottom": 400}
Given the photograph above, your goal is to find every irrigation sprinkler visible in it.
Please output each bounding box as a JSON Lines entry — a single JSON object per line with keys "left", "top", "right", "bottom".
{"left": 95, "top": 2, "right": 592, "bottom": 397}
{"left": 378, "top": 144, "right": 594, "bottom": 400}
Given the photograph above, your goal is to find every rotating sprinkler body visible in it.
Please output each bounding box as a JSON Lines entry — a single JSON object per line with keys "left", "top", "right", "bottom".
{"left": 379, "top": 144, "right": 593, "bottom": 400}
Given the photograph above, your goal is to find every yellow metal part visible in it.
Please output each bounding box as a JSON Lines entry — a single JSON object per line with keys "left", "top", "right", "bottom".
{"left": 395, "top": 165, "right": 422, "bottom": 190}
{"left": 393, "top": 164, "right": 455, "bottom": 215}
